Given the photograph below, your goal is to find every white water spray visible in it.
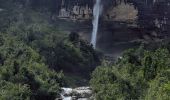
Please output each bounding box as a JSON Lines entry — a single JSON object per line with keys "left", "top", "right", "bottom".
{"left": 91, "top": 0, "right": 102, "bottom": 48}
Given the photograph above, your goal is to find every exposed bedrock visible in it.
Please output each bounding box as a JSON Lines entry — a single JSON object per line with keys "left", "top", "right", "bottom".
{"left": 53, "top": 0, "right": 170, "bottom": 59}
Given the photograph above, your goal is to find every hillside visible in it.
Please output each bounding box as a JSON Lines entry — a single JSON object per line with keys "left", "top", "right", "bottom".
{"left": 0, "top": 0, "right": 170, "bottom": 100}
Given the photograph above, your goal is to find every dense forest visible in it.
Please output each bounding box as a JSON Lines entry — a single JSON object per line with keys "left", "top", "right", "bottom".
{"left": 91, "top": 45, "right": 170, "bottom": 100}
{"left": 0, "top": 0, "right": 170, "bottom": 100}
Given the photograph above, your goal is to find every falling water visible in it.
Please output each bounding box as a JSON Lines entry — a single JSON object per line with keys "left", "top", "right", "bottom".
{"left": 91, "top": 0, "right": 102, "bottom": 48}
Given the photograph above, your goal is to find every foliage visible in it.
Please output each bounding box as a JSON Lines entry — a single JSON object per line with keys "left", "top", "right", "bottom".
{"left": 0, "top": 81, "right": 31, "bottom": 100}
{"left": 0, "top": 33, "right": 64, "bottom": 100}
{"left": 90, "top": 46, "right": 170, "bottom": 100}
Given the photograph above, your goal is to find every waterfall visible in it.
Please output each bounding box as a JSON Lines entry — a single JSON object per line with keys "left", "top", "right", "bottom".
{"left": 91, "top": 0, "right": 102, "bottom": 48}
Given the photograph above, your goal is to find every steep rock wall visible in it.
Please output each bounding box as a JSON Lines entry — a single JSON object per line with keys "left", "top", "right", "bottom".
{"left": 55, "top": 0, "right": 170, "bottom": 34}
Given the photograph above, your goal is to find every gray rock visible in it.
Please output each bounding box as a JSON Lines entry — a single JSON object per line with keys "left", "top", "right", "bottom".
{"left": 60, "top": 87, "right": 93, "bottom": 100}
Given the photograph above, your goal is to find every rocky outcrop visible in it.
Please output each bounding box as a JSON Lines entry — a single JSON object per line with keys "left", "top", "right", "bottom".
{"left": 57, "top": 0, "right": 139, "bottom": 22}
{"left": 104, "top": 2, "right": 138, "bottom": 21}
{"left": 57, "top": 0, "right": 93, "bottom": 20}
{"left": 58, "top": 87, "right": 93, "bottom": 100}
{"left": 58, "top": 4, "right": 92, "bottom": 20}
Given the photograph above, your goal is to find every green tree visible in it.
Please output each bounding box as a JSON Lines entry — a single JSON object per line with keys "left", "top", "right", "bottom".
{"left": 0, "top": 33, "right": 64, "bottom": 100}
{"left": 91, "top": 46, "right": 170, "bottom": 100}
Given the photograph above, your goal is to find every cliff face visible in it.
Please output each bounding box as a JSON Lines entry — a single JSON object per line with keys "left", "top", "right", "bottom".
{"left": 9, "top": 0, "right": 169, "bottom": 31}
{"left": 56, "top": 0, "right": 138, "bottom": 21}
{"left": 56, "top": 0, "right": 170, "bottom": 33}
{"left": 57, "top": 0, "right": 93, "bottom": 20}
{"left": 57, "top": 1, "right": 138, "bottom": 21}
{"left": 53, "top": 0, "right": 170, "bottom": 56}
{"left": 20, "top": 0, "right": 170, "bottom": 43}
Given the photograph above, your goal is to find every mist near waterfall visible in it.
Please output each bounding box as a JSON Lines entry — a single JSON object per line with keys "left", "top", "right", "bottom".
{"left": 91, "top": 0, "right": 102, "bottom": 48}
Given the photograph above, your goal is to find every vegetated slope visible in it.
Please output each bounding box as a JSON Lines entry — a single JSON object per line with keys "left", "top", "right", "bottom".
{"left": 0, "top": 33, "right": 64, "bottom": 100}
{"left": 0, "top": 0, "right": 100, "bottom": 87}
{"left": 91, "top": 44, "right": 170, "bottom": 100}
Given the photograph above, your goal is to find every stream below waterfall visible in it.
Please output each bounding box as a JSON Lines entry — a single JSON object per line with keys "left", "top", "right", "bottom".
{"left": 57, "top": 87, "right": 93, "bottom": 100}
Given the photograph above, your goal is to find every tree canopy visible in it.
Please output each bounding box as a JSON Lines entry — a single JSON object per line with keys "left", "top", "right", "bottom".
{"left": 0, "top": 33, "right": 64, "bottom": 100}
{"left": 90, "top": 46, "right": 170, "bottom": 100}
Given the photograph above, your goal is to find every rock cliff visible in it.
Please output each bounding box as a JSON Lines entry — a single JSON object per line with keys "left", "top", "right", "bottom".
{"left": 56, "top": 0, "right": 170, "bottom": 34}
{"left": 13, "top": 0, "right": 169, "bottom": 31}
{"left": 53, "top": 0, "right": 170, "bottom": 57}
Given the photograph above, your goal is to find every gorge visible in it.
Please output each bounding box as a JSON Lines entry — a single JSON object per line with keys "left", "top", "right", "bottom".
{"left": 0, "top": 0, "right": 170, "bottom": 100}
